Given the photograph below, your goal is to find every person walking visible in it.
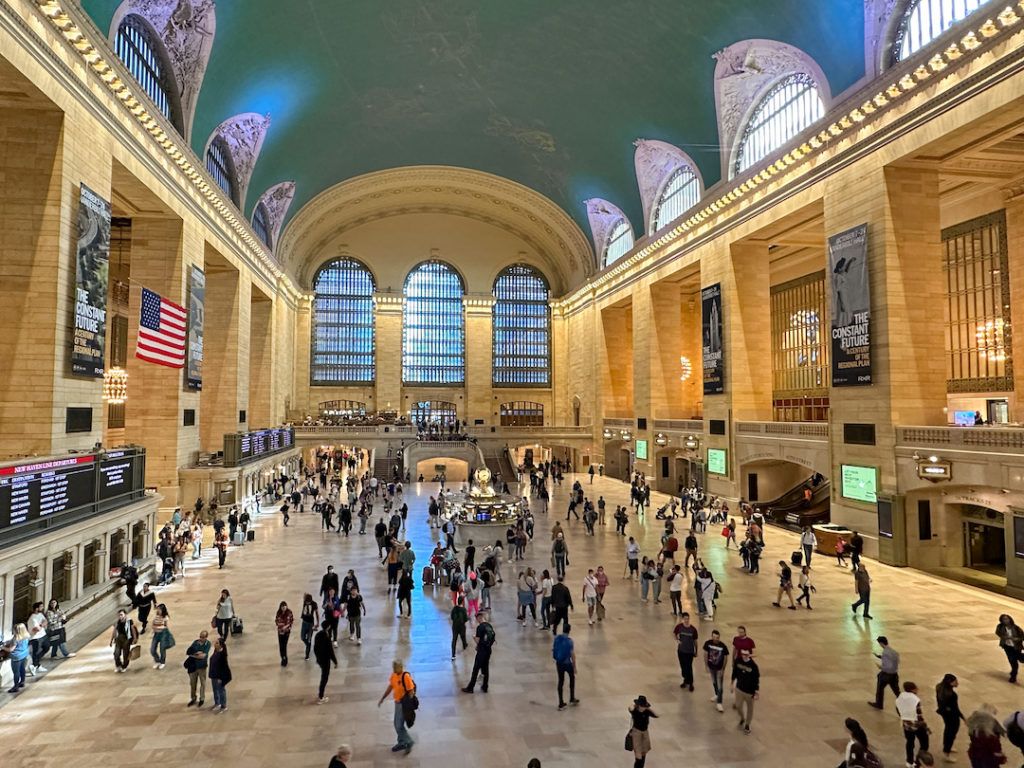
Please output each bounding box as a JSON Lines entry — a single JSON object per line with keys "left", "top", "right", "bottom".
{"left": 627, "top": 695, "right": 658, "bottom": 768}
{"left": 377, "top": 660, "right": 416, "bottom": 754}
{"left": 149, "top": 603, "right": 172, "bottom": 669}
{"left": 895, "top": 681, "right": 930, "bottom": 768}
{"left": 463, "top": 610, "right": 496, "bottom": 693}
{"left": 549, "top": 574, "right": 574, "bottom": 634}
{"left": 135, "top": 582, "right": 156, "bottom": 634}
{"left": 299, "top": 593, "right": 319, "bottom": 661}
{"left": 450, "top": 595, "right": 469, "bottom": 660}
{"left": 275, "top": 601, "right": 294, "bottom": 667}
{"left": 868, "top": 636, "right": 900, "bottom": 710}
{"left": 731, "top": 648, "right": 760, "bottom": 735}
{"left": 553, "top": 625, "right": 578, "bottom": 710}
{"left": 800, "top": 525, "right": 818, "bottom": 566}
{"left": 849, "top": 531, "right": 864, "bottom": 571}
{"left": 936, "top": 673, "right": 965, "bottom": 761}
{"left": 840, "top": 718, "right": 876, "bottom": 768}
{"left": 582, "top": 569, "right": 599, "bottom": 626}
{"left": 626, "top": 537, "right": 640, "bottom": 580}
{"left": 674, "top": 612, "right": 699, "bottom": 690}
{"left": 684, "top": 532, "right": 699, "bottom": 569}
{"left": 704, "top": 629, "right": 729, "bottom": 712}
{"left": 967, "top": 703, "right": 1008, "bottom": 768}
{"left": 551, "top": 532, "right": 569, "bottom": 578}
{"left": 667, "top": 564, "right": 684, "bottom": 617}
{"left": 396, "top": 569, "right": 414, "bottom": 619}
{"left": 208, "top": 637, "right": 231, "bottom": 713}
{"left": 44, "top": 599, "right": 75, "bottom": 660}
{"left": 109, "top": 608, "right": 138, "bottom": 672}
{"left": 26, "top": 602, "right": 48, "bottom": 676}
{"left": 346, "top": 586, "right": 366, "bottom": 644}
{"left": 795, "top": 565, "right": 815, "bottom": 609}
{"left": 214, "top": 590, "right": 234, "bottom": 642}
{"left": 320, "top": 565, "right": 340, "bottom": 600}
{"left": 852, "top": 565, "right": 873, "bottom": 619}
{"left": 313, "top": 620, "right": 338, "bottom": 703}
{"left": 215, "top": 527, "right": 228, "bottom": 569}
{"left": 328, "top": 744, "right": 353, "bottom": 768}
{"left": 539, "top": 569, "right": 554, "bottom": 629}
{"left": 5, "top": 624, "right": 30, "bottom": 693}
{"left": 772, "top": 561, "right": 798, "bottom": 610}
{"left": 1001, "top": 709, "right": 1024, "bottom": 766}
{"left": 995, "top": 614, "right": 1024, "bottom": 683}
{"left": 184, "top": 629, "right": 211, "bottom": 707}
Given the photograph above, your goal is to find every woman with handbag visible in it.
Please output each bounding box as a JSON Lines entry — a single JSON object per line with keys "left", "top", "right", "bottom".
{"left": 627, "top": 695, "right": 658, "bottom": 767}
{"left": 45, "top": 599, "right": 75, "bottom": 659}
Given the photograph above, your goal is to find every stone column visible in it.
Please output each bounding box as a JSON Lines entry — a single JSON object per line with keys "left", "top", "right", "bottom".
{"left": 550, "top": 303, "right": 569, "bottom": 426}
{"left": 1007, "top": 200, "right": 1024, "bottom": 420}
{"left": 465, "top": 297, "right": 494, "bottom": 425}
{"left": 374, "top": 293, "right": 403, "bottom": 414}
{"left": 248, "top": 291, "right": 274, "bottom": 428}
{"left": 679, "top": 293, "right": 703, "bottom": 417}
{"left": 600, "top": 304, "right": 634, "bottom": 417}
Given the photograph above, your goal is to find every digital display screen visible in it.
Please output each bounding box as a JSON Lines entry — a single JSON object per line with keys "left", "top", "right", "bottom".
{"left": 1014, "top": 517, "right": 1024, "bottom": 559}
{"left": 841, "top": 464, "right": 877, "bottom": 503}
{"left": 99, "top": 451, "right": 136, "bottom": 501}
{"left": 707, "top": 448, "right": 727, "bottom": 476}
{"left": 225, "top": 427, "right": 297, "bottom": 466}
{"left": 953, "top": 410, "right": 976, "bottom": 426}
{"left": 0, "top": 456, "right": 96, "bottom": 531}
{"left": 877, "top": 498, "right": 893, "bottom": 539}
{"left": 635, "top": 440, "right": 648, "bottom": 461}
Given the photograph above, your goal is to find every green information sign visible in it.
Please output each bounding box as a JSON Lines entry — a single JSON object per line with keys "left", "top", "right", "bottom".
{"left": 841, "top": 464, "right": 877, "bottom": 503}
{"left": 707, "top": 448, "right": 727, "bottom": 476}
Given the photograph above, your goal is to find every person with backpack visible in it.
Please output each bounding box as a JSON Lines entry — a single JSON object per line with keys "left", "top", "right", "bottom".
{"left": 552, "top": 625, "right": 578, "bottom": 710}
{"left": 995, "top": 614, "right": 1024, "bottom": 683}
{"left": 463, "top": 610, "right": 496, "bottom": 693}
{"left": 839, "top": 718, "right": 881, "bottom": 768}
{"left": 109, "top": 608, "right": 138, "bottom": 672}
{"left": 377, "top": 660, "right": 416, "bottom": 755}
{"left": 895, "top": 681, "right": 930, "bottom": 768}
{"left": 551, "top": 533, "right": 569, "bottom": 578}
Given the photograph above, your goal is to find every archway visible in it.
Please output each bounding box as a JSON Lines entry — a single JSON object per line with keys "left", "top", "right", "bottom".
{"left": 415, "top": 457, "right": 469, "bottom": 483}
{"left": 602, "top": 439, "right": 632, "bottom": 482}
{"left": 738, "top": 459, "right": 829, "bottom": 527}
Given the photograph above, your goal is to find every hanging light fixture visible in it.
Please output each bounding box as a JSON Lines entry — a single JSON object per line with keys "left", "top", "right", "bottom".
{"left": 655, "top": 432, "right": 669, "bottom": 447}
{"left": 103, "top": 366, "right": 128, "bottom": 404}
{"left": 680, "top": 356, "right": 692, "bottom": 382}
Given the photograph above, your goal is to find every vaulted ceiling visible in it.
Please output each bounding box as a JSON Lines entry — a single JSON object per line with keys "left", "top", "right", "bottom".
{"left": 81, "top": 0, "right": 867, "bottom": 244}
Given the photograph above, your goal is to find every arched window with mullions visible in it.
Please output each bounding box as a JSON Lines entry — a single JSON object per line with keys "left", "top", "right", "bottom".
{"left": 252, "top": 202, "right": 271, "bottom": 248}
{"left": 652, "top": 166, "right": 701, "bottom": 232}
{"left": 403, "top": 261, "right": 465, "bottom": 385}
{"left": 604, "top": 219, "right": 634, "bottom": 267}
{"left": 114, "top": 15, "right": 183, "bottom": 134}
{"left": 892, "top": 0, "right": 987, "bottom": 63}
{"left": 206, "top": 136, "right": 238, "bottom": 206}
{"left": 733, "top": 73, "right": 825, "bottom": 177}
{"left": 311, "top": 258, "right": 376, "bottom": 385}
{"left": 493, "top": 265, "right": 551, "bottom": 386}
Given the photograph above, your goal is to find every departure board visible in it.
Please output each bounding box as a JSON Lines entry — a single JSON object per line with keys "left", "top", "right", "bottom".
{"left": 99, "top": 450, "right": 138, "bottom": 502}
{"left": 0, "top": 456, "right": 96, "bottom": 530}
{"left": 224, "top": 427, "right": 296, "bottom": 466}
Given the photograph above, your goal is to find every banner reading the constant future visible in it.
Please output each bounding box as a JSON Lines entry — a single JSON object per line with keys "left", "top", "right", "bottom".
{"left": 71, "top": 184, "right": 111, "bottom": 377}
{"left": 702, "top": 282, "right": 724, "bottom": 395}
{"left": 186, "top": 266, "right": 205, "bottom": 390}
{"left": 828, "top": 223, "right": 871, "bottom": 386}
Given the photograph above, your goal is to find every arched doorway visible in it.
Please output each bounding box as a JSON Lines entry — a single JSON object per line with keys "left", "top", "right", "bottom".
{"left": 603, "top": 439, "right": 632, "bottom": 482}
{"left": 739, "top": 459, "right": 829, "bottom": 527}
{"left": 415, "top": 457, "right": 469, "bottom": 483}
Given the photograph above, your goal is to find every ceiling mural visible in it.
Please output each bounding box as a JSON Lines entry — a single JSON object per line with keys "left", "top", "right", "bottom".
{"left": 81, "top": 0, "right": 866, "bottom": 243}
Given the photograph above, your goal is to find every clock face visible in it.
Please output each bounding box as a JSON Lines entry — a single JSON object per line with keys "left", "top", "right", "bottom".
{"left": 475, "top": 467, "right": 491, "bottom": 485}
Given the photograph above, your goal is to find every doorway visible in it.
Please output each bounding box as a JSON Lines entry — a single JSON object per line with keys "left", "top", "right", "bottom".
{"left": 964, "top": 521, "right": 1006, "bottom": 575}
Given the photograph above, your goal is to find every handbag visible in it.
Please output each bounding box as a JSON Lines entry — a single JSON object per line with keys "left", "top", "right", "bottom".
{"left": 400, "top": 672, "right": 419, "bottom": 727}
{"left": 184, "top": 656, "right": 197, "bottom": 672}
{"left": 624, "top": 731, "right": 634, "bottom": 751}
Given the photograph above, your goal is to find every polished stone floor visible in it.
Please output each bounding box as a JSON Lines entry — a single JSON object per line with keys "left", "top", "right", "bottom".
{"left": 3, "top": 467, "right": 1024, "bottom": 768}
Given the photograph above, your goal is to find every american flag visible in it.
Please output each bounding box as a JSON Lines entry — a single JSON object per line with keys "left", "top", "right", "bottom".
{"left": 136, "top": 287, "right": 187, "bottom": 368}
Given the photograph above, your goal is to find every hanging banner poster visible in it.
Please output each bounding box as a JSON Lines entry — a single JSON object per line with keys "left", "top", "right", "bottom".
{"left": 828, "top": 223, "right": 872, "bottom": 386}
{"left": 71, "top": 184, "right": 111, "bottom": 377}
{"left": 186, "top": 266, "right": 205, "bottom": 390}
{"left": 702, "top": 282, "right": 724, "bottom": 395}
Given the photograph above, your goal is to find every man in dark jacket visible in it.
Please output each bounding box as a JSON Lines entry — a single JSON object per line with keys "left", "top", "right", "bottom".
{"left": 313, "top": 620, "right": 338, "bottom": 704}
{"left": 549, "top": 574, "right": 574, "bottom": 634}
{"left": 462, "top": 610, "right": 495, "bottom": 693}
{"left": 320, "top": 566, "right": 340, "bottom": 599}
{"left": 731, "top": 648, "right": 760, "bottom": 734}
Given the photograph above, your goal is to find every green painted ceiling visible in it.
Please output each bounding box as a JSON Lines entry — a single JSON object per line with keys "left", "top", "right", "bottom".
{"left": 82, "top": 0, "right": 866, "bottom": 240}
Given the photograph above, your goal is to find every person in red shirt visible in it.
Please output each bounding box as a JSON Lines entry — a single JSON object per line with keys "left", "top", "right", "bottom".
{"left": 731, "top": 625, "right": 756, "bottom": 670}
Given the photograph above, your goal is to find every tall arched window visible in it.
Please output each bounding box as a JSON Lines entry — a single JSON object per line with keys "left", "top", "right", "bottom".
{"left": 493, "top": 265, "right": 551, "bottom": 386}
{"left": 206, "top": 137, "right": 238, "bottom": 205}
{"left": 311, "top": 258, "right": 375, "bottom": 384}
{"left": 604, "top": 219, "right": 634, "bottom": 267}
{"left": 893, "top": 0, "right": 986, "bottom": 62}
{"left": 652, "top": 167, "right": 701, "bottom": 232}
{"left": 252, "top": 202, "right": 271, "bottom": 248}
{"left": 734, "top": 73, "right": 825, "bottom": 176}
{"left": 114, "top": 15, "right": 182, "bottom": 134}
{"left": 403, "top": 261, "right": 465, "bottom": 385}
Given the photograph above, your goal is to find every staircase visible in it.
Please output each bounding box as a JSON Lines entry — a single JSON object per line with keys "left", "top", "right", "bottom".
{"left": 373, "top": 451, "right": 403, "bottom": 482}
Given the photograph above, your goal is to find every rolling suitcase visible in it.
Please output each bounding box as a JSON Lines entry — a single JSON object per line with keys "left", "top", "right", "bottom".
{"left": 246, "top": 529, "right": 256, "bottom": 542}
{"left": 422, "top": 565, "right": 434, "bottom": 586}
{"left": 232, "top": 530, "right": 245, "bottom": 546}
{"left": 231, "top": 616, "right": 244, "bottom": 635}
{"left": 791, "top": 550, "right": 802, "bottom": 567}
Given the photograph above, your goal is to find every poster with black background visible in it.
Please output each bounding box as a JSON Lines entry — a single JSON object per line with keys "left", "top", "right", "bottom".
{"left": 71, "top": 184, "right": 110, "bottom": 377}
{"left": 828, "top": 223, "right": 872, "bottom": 386}
{"left": 702, "top": 283, "right": 724, "bottom": 395}
{"left": 186, "top": 266, "right": 205, "bottom": 390}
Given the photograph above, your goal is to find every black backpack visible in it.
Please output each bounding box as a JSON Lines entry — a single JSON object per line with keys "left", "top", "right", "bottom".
{"left": 1008, "top": 712, "right": 1024, "bottom": 749}
{"left": 554, "top": 539, "right": 565, "bottom": 554}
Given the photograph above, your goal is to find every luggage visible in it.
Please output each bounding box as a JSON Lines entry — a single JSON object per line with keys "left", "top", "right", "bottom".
{"left": 791, "top": 550, "right": 802, "bottom": 567}
{"left": 231, "top": 616, "right": 244, "bottom": 635}
{"left": 129, "top": 644, "right": 141, "bottom": 661}
{"left": 246, "top": 529, "right": 256, "bottom": 542}
{"left": 422, "top": 566, "right": 434, "bottom": 586}
{"left": 232, "top": 531, "right": 245, "bottom": 545}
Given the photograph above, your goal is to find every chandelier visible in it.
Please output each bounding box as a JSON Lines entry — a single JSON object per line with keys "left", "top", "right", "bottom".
{"left": 680, "top": 355, "right": 692, "bottom": 381}
{"left": 102, "top": 366, "right": 128, "bottom": 404}
{"left": 976, "top": 319, "right": 1007, "bottom": 362}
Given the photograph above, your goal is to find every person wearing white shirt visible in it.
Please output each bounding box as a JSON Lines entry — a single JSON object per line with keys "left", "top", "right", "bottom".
{"left": 582, "top": 571, "right": 599, "bottom": 625}
{"left": 25, "top": 602, "right": 48, "bottom": 676}
{"left": 667, "top": 564, "right": 685, "bottom": 616}
{"left": 625, "top": 538, "right": 640, "bottom": 581}
{"left": 895, "top": 682, "right": 929, "bottom": 768}
{"left": 800, "top": 526, "right": 818, "bottom": 565}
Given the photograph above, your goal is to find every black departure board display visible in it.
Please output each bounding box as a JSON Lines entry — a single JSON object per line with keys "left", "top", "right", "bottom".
{"left": 0, "top": 447, "right": 146, "bottom": 538}
{"left": 224, "top": 427, "right": 296, "bottom": 467}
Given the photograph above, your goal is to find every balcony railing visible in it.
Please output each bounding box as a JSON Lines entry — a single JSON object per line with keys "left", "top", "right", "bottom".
{"left": 652, "top": 419, "right": 705, "bottom": 433}
{"left": 735, "top": 421, "right": 828, "bottom": 440}
{"left": 896, "top": 425, "right": 1024, "bottom": 453}
{"left": 294, "top": 424, "right": 593, "bottom": 439}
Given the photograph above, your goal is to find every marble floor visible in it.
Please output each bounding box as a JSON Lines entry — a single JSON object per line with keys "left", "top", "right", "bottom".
{"left": 3, "top": 469, "right": 1024, "bottom": 768}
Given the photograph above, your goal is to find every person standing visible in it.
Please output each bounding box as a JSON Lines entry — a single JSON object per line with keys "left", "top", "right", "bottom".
{"left": 44, "top": 599, "right": 75, "bottom": 660}
{"left": 214, "top": 590, "right": 234, "bottom": 642}
{"left": 5, "top": 624, "right": 30, "bottom": 693}
{"left": 551, "top": 533, "right": 569, "bottom": 578}
{"left": 328, "top": 744, "right": 353, "bottom": 768}
{"left": 588, "top": 464, "right": 595, "bottom": 484}
{"left": 346, "top": 586, "right": 366, "bottom": 644}
{"left": 626, "top": 537, "right": 640, "bottom": 580}
{"left": 135, "top": 582, "right": 156, "bottom": 634}
{"left": 549, "top": 574, "right": 574, "bottom": 634}
{"left": 849, "top": 530, "right": 864, "bottom": 571}
{"left": 208, "top": 638, "right": 231, "bottom": 713}
{"left": 450, "top": 595, "right": 469, "bottom": 660}
{"left": 552, "top": 625, "right": 578, "bottom": 710}
{"left": 868, "top": 635, "right": 900, "bottom": 710}
{"left": 703, "top": 629, "right": 729, "bottom": 712}
{"left": 800, "top": 525, "right": 817, "bottom": 565}
{"left": 852, "top": 565, "right": 873, "bottom": 619}
{"left": 215, "top": 527, "right": 228, "bottom": 569}
{"left": 673, "top": 613, "right": 699, "bottom": 691}
{"left": 377, "top": 660, "right": 416, "bottom": 754}
{"left": 398, "top": 542, "right": 416, "bottom": 581}
{"left": 396, "top": 569, "right": 414, "bottom": 619}
{"left": 895, "top": 681, "right": 930, "bottom": 768}
{"left": 772, "top": 561, "right": 797, "bottom": 610}
{"left": 109, "top": 608, "right": 138, "bottom": 672}
{"left": 731, "top": 648, "right": 760, "bottom": 734}
{"left": 185, "top": 630, "right": 211, "bottom": 707}
{"left": 463, "top": 610, "right": 496, "bottom": 693}
{"left": 313, "top": 620, "right": 338, "bottom": 703}
{"left": 275, "top": 601, "right": 294, "bottom": 667}
{"left": 597, "top": 495, "right": 606, "bottom": 526}
{"left": 667, "top": 564, "right": 684, "bottom": 617}
{"left": 967, "top": 704, "right": 1008, "bottom": 768}
{"left": 995, "top": 614, "right": 1024, "bottom": 683}
{"left": 539, "top": 569, "right": 554, "bottom": 629}
{"left": 628, "top": 695, "right": 658, "bottom": 768}
{"left": 149, "top": 603, "right": 172, "bottom": 669}
{"left": 300, "top": 593, "right": 319, "bottom": 661}
{"left": 935, "top": 673, "right": 965, "bottom": 761}
{"left": 26, "top": 602, "right": 48, "bottom": 676}
{"left": 320, "top": 565, "right": 340, "bottom": 600}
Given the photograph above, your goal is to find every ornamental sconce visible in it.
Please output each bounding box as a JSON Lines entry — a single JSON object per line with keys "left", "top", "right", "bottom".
{"left": 602, "top": 428, "right": 614, "bottom": 440}
{"left": 654, "top": 432, "right": 669, "bottom": 447}
{"left": 683, "top": 435, "right": 699, "bottom": 450}
{"left": 103, "top": 366, "right": 128, "bottom": 404}
{"left": 620, "top": 429, "right": 633, "bottom": 441}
